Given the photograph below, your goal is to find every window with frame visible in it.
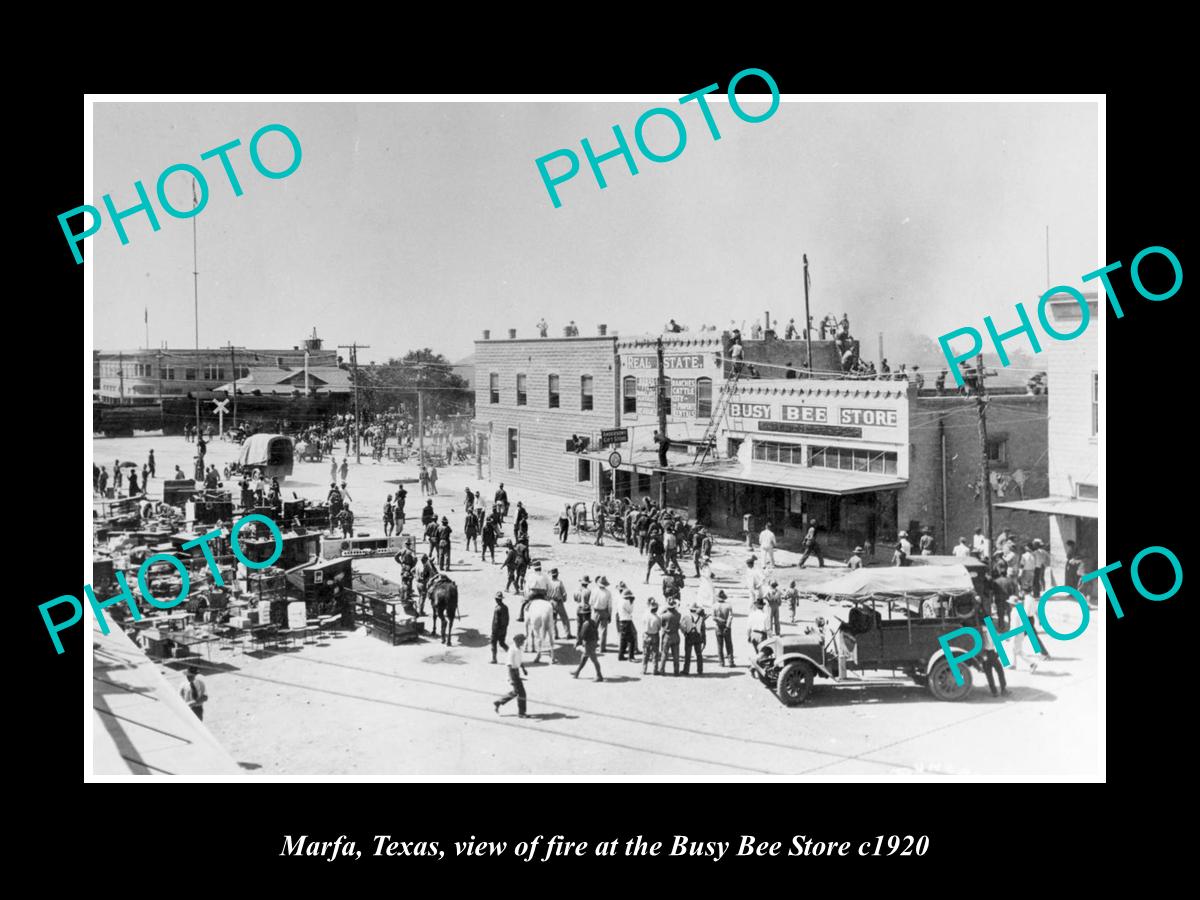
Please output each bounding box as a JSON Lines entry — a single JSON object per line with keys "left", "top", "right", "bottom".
{"left": 1075, "top": 482, "right": 1098, "bottom": 500}
{"left": 623, "top": 376, "right": 637, "bottom": 414}
{"left": 516, "top": 373, "right": 527, "bottom": 406}
{"left": 987, "top": 437, "right": 1008, "bottom": 466}
{"left": 752, "top": 440, "right": 805, "bottom": 466}
{"left": 580, "top": 375, "right": 594, "bottom": 411}
{"left": 160, "top": 367, "right": 175, "bottom": 381}
{"left": 185, "top": 369, "right": 197, "bottom": 381}
{"left": 809, "top": 444, "right": 897, "bottom": 475}
{"left": 577, "top": 459, "right": 592, "bottom": 482}
{"left": 1091, "top": 371, "right": 1098, "bottom": 436}
{"left": 489, "top": 373, "right": 499, "bottom": 404}
{"left": 696, "top": 377, "right": 713, "bottom": 418}
{"left": 202, "top": 364, "right": 224, "bottom": 380}
{"left": 548, "top": 374, "right": 560, "bottom": 409}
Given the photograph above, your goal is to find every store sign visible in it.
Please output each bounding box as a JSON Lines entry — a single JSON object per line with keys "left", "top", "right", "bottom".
{"left": 758, "top": 421, "right": 862, "bottom": 438}
{"left": 625, "top": 354, "right": 706, "bottom": 370}
{"left": 839, "top": 407, "right": 898, "bottom": 427}
{"left": 781, "top": 404, "right": 827, "bottom": 423}
{"left": 601, "top": 428, "right": 629, "bottom": 446}
{"left": 671, "top": 379, "right": 698, "bottom": 417}
{"left": 729, "top": 402, "right": 771, "bottom": 419}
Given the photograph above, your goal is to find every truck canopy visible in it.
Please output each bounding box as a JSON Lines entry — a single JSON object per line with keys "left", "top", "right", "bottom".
{"left": 237, "top": 433, "right": 292, "bottom": 468}
{"left": 807, "top": 565, "right": 975, "bottom": 597}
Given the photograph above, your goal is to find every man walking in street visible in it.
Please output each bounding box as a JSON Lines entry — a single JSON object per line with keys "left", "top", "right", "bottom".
{"left": 573, "top": 606, "right": 604, "bottom": 681}
{"left": 759, "top": 522, "right": 777, "bottom": 571}
{"left": 747, "top": 597, "right": 770, "bottom": 651}
{"left": 503, "top": 541, "right": 521, "bottom": 593}
{"left": 494, "top": 633, "right": 530, "bottom": 718}
{"left": 765, "top": 580, "right": 783, "bottom": 636}
{"left": 645, "top": 530, "right": 669, "bottom": 583}
{"left": 693, "top": 527, "right": 712, "bottom": 577}
{"left": 490, "top": 592, "right": 510, "bottom": 664}
{"left": 481, "top": 516, "right": 498, "bottom": 562}
{"left": 712, "top": 590, "right": 734, "bottom": 667}
{"left": 798, "top": 521, "right": 824, "bottom": 568}
{"left": 573, "top": 576, "right": 593, "bottom": 636}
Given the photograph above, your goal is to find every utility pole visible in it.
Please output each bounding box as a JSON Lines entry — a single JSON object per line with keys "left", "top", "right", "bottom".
{"left": 417, "top": 389, "right": 425, "bottom": 464}
{"left": 230, "top": 344, "right": 238, "bottom": 432}
{"left": 338, "top": 342, "right": 371, "bottom": 464}
{"left": 656, "top": 335, "right": 667, "bottom": 507}
{"left": 974, "top": 352, "right": 994, "bottom": 562}
{"left": 192, "top": 178, "right": 201, "bottom": 439}
{"left": 156, "top": 349, "right": 164, "bottom": 430}
{"left": 802, "top": 254, "right": 812, "bottom": 370}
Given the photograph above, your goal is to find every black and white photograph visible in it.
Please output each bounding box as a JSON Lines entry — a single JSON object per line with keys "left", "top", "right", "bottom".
{"left": 83, "top": 93, "right": 1104, "bottom": 780}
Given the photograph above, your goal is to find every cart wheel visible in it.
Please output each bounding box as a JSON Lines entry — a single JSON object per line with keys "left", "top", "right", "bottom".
{"left": 927, "top": 657, "right": 973, "bottom": 701}
{"left": 777, "top": 662, "right": 815, "bottom": 706}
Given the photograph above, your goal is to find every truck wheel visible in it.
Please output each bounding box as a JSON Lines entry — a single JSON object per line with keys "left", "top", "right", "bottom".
{"left": 927, "top": 658, "right": 973, "bottom": 701}
{"left": 777, "top": 662, "right": 815, "bottom": 706}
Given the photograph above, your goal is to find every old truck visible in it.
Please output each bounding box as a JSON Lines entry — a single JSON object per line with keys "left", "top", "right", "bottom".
{"left": 749, "top": 565, "right": 984, "bottom": 706}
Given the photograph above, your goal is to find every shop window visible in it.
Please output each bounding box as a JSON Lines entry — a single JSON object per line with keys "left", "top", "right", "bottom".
{"left": 638, "top": 472, "right": 651, "bottom": 494}
{"left": 489, "top": 373, "right": 499, "bottom": 404}
{"left": 581, "top": 375, "right": 594, "bottom": 411}
{"left": 548, "top": 374, "right": 560, "bottom": 409}
{"left": 516, "top": 373, "right": 527, "bottom": 406}
{"left": 1091, "top": 371, "right": 1098, "bottom": 436}
{"left": 623, "top": 376, "right": 637, "bottom": 414}
{"left": 696, "top": 377, "right": 712, "bottom": 417}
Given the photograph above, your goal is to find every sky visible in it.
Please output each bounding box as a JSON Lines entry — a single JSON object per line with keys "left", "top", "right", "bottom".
{"left": 92, "top": 99, "right": 1098, "bottom": 365}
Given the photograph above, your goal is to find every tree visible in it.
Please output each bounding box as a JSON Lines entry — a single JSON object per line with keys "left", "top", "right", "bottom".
{"left": 360, "top": 349, "right": 471, "bottom": 419}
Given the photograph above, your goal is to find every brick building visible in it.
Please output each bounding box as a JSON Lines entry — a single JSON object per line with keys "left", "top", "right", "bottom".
{"left": 997, "top": 292, "right": 1098, "bottom": 575}
{"left": 472, "top": 329, "right": 619, "bottom": 502}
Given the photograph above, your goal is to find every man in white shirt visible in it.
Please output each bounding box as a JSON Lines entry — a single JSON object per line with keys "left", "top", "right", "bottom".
{"left": 972, "top": 528, "right": 990, "bottom": 559}
{"left": 898, "top": 530, "right": 913, "bottom": 557}
{"left": 746, "top": 598, "right": 770, "bottom": 650}
{"left": 180, "top": 666, "right": 208, "bottom": 720}
{"left": 744, "top": 557, "right": 765, "bottom": 607}
{"left": 952, "top": 537, "right": 971, "bottom": 559}
{"left": 759, "top": 523, "right": 777, "bottom": 570}
{"left": 494, "top": 634, "right": 530, "bottom": 718}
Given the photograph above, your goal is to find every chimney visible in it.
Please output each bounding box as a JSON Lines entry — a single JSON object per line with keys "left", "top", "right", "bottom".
{"left": 482, "top": 329, "right": 491, "bottom": 340}
{"left": 597, "top": 324, "right": 607, "bottom": 336}
{"left": 508, "top": 329, "right": 517, "bottom": 339}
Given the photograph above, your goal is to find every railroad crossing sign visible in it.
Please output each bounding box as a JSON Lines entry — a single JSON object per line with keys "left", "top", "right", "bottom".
{"left": 212, "top": 398, "right": 230, "bottom": 435}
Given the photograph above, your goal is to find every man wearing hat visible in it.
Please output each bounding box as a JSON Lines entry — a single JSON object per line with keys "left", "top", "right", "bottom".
{"left": 680, "top": 602, "right": 705, "bottom": 675}
{"left": 436, "top": 516, "right": 453, "bottom": 569}
{"left": 641, "top": 599, "right": 662, "bottom": 674}
{"left": 573, "top": 576, "right": 593, "bottom": 636}
{"left": 616, "top": 588, "right": 639, "bottom": 662}
{"left": 1032, "top": 538, "right": 1051, "bottom": 594}
{"left": 645, "top": 529, "right": 669, "bottom": 583}
{"left": 547, "top": 567, "right": 572, "bottom": 639}
{"left": 590, "top": 575, "right": 614, "bottom": 653}
{"left": 847, "top": 546, "right": 864, "bottom": 571}
{"left": 765, "top": 580, "right": 783, "bottom": 636}
{"left": 573, "top": 601, "right": 604, "bottom": 681}
{"left": 712, "top": 590, "right": 735, "bottom": 666}
{"left": 180, "top": 665, "right": 208, "bottom": 720}
{"left": 519, "top": 562, "right": 551, "bottom": 622}
{"left": 744, "top": 555, "right": 765, "bottom": 605}
{"left": 746, "top": 597, "right": 770, "bottom": 650}
{"left": 503, "top": 540, "right": 521, "bottom": 593}
{"left": 798, "top": 521, "right": 825, "bottom": 568}
{"left": 490, "top": 592, "right": 510, "bottom": 664}
{"left": 657, "top": 597, "right": 683, "bottom": 676}
{"left": 918, "top": 528, "right": 935, "bottom": 556}
{"left": 415, "top": 553, "right": 439, "bottom": 616}
{"left": 494, "top": 633, "right": 529, "bottom": 718}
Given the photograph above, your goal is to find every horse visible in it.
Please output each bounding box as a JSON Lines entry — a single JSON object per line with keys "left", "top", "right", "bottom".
{"left": 523, "top": 598, "right": 557, "bottom": 665}
{"left": 429, "top": 577, "right": 458, "bottom": 646}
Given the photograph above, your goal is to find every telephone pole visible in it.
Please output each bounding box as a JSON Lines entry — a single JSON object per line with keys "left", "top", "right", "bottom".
{"left": 230, "top": 344, "right": 238, "bottom": 432}
{"left": 802, "top": 254, "right": 812, "bottom": 370}
{"left": 338, "top": 343, "right": 371, "bottom": 464}
{"left": 656, "top": 335, "right": 667, "bottom": 506}
{"left": 193, "top": 178, "right": 201, "bottom": 439}
{"left": 974, "top": 352, "right": 995, "bottom": 561}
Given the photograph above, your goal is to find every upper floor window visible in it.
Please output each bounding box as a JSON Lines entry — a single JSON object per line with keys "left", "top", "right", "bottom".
{"left": 489, "top": 373, "right": 499, "bottom": 404}
{"left": 516, "top": 373, "right": 528, "bottom": 406}
{"left": 548, "top": 374, "right": 560, "bottom": 409}
{"left": 696, "top": 377, "right": 713, "bottom": 418}
{"left": 580, "top": 375, "right": 594, "bottom": 411}
{"left": 623, "top": 376, "right": 637, "bottom": 414}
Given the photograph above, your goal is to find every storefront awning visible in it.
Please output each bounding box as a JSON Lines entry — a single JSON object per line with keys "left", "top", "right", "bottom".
{"left": 684, "top": 460, "right": 906, "bottom": 496}
{"left": 573, "top": 447, "right": 905, "bottom": 496}
{"left": 994, "top": 495, "right": 1098, "bottom": 519}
